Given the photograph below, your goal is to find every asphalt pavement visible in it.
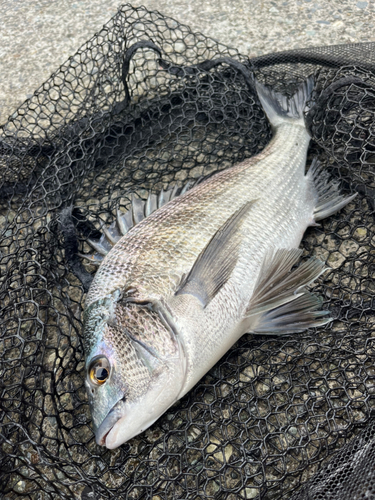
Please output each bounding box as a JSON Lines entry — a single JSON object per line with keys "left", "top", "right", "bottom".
{"left": 1, "top": 0, "right": 374, "bottom": 124}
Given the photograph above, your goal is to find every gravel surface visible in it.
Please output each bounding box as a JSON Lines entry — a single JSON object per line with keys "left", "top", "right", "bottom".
{"left": 1, "top": 0, "right": 375, "bottom": 124}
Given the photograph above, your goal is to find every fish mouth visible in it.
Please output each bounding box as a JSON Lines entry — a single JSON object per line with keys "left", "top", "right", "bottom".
{"left": 95, "top": 382, "right": 177, "bottom": 449}
{"left": 95, "top": 336, "right": 188, "bottom": 449}
{"left": 96, "top": 398, "right": 126, "bottom": 447}
{"left": 96, "top": 397, "right": 161, "bottom": 449}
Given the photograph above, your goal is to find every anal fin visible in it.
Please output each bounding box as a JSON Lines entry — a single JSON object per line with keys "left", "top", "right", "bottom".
{"left": 242, "top": 248, "right": 331, "bottom": 335}
{"left": 308, "top": 158, "right": 357, "bottom": 222}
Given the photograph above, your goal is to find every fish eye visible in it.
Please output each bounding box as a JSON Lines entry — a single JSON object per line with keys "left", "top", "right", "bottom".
{"left": 88, "top": 356, "right": 111, "bottom": 386}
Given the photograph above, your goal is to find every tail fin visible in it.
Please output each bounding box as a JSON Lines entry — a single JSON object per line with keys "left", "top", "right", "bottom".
{"left": 255, "top": 76, "right": 314, "bottom": 129}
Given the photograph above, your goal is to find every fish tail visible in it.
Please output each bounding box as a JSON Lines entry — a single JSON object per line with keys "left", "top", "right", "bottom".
{"left": 255, "top": 76, "right": 314, "bottom": 129}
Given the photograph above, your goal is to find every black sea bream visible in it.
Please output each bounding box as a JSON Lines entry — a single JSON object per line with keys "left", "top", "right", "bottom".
{"left": 82, "top": 77, "right": 356, "bottom": 449}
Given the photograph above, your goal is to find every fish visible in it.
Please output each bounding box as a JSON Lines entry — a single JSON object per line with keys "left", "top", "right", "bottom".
{"left": 82, "top": 77, "right": 356, "bottom": 449}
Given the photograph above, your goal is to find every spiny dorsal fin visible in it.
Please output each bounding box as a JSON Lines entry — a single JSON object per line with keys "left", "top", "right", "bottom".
{"left": 175, "top": 201, "right": 256, "bottom": 308}
{"left": 307, "top": 158, "right": 357, "bottom": 222}
{"left": 80, "top": 179, "right": 199, "bottom": 265}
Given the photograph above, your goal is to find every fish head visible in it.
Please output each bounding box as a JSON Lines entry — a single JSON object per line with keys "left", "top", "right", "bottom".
{"left": 83, "top": 290, "right": 186, "bottom": 449}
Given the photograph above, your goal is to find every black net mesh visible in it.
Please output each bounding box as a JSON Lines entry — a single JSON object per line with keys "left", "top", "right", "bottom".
{"left": 289, "top": 417, "right": 375, "bottom": 500}
{"left": 1, "top": 4, "right": 375, "bottom": 499}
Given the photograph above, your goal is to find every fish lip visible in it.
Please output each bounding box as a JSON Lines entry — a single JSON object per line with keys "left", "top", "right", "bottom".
{"left": 95, "top": 398, "right": 126, "bottom": 447}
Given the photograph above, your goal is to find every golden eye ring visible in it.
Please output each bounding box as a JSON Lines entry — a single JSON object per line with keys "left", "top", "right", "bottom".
{"left": 88, "top": 356, "right": 111, "bottom": 386}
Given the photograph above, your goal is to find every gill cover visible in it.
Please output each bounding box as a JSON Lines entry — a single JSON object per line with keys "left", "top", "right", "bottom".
{"left": 84, "top": 292, "right": 187, "bottom": 448}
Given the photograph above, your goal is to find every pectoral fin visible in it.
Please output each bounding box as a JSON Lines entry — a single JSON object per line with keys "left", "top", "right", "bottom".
{"left": 175, "top": 201, "right": 256, "bottom": 308}
{"left": 242, "top": 248, "right": 331, "bottom": 334}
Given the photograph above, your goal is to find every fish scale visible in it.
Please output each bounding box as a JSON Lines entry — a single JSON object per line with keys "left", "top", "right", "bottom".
{"left": 83, "top": 78, "right": 356, "bottom": 448}
{"left": 87, "top": 123, "right": 311, "bottom": 308}
{"left": 181, "top": 142, "right": 314, "bottom": 385}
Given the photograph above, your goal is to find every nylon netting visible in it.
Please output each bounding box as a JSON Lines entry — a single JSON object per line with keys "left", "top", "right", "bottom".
{"left": 1, "top": 5, "right": 375, "bottom": 500}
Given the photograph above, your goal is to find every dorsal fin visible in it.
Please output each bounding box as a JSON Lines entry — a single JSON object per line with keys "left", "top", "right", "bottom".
{"left": 79, "top": 179, "right": 199, "bottom": 265}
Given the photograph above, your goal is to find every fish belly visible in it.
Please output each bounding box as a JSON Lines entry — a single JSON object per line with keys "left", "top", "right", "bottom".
{"left": 174, "top": 123, "right": 315, "bottom": 394}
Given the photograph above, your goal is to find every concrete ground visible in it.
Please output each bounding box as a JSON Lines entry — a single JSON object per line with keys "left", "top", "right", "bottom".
{"left": 1, "top": 0, "right": 374, "bottom": 125}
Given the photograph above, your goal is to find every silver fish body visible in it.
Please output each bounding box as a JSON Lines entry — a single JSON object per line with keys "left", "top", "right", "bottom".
{"left": 83, "top": 78, "right": 355, "bottom": 449}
